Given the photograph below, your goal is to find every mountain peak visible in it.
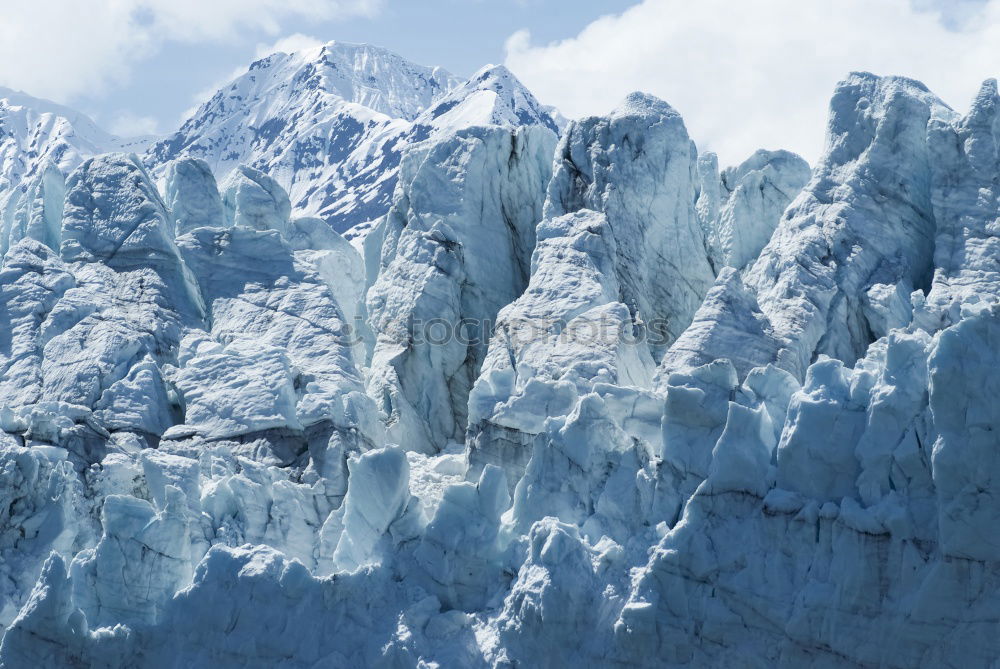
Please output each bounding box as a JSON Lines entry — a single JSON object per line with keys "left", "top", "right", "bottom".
{"left": 469, "top": 63, "right": 516, "bottom": 85}
{"left": 417, "top": 63, "right": 559, "bottom": 133}
{"left": 236, "top": 40, "right": 463, "bottom": 122}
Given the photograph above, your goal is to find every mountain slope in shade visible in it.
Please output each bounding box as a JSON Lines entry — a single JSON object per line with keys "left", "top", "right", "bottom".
{"left": 146, "top": 43, "right": 559, "bottom": 237}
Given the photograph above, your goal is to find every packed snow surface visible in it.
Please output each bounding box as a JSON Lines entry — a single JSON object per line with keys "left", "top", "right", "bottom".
{"left": 1, "top": 42, "right": 1000, "bottom": 668}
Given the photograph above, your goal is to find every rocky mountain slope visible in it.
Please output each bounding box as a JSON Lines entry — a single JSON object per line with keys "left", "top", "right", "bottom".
{"left": 1, "top": 43, "right": 1000, "bottom": 668}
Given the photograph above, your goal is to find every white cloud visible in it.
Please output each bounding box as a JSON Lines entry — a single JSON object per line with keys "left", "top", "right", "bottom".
{"left": 505, "top": 0, "right": 1000, "bottom": 165}
{"left": 0, "top": 1, "right": 381, "bottom": 104}
{"left": 108, "top": 112, "right": 161, "bottom": 137}
{"left": 256, "top": 33, "right": 325, "bottom": 59}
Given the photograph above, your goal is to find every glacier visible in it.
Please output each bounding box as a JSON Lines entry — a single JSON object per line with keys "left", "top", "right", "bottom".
{"left": 1, "top": 39, "right": 1000, "bottom": 668}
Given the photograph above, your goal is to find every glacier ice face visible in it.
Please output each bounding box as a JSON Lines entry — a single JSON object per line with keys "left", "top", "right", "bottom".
{"left": 0, "top": 145, "right": 385, "bottom": 646}
{"left": 325, "top": 445, "right": 416, "bottom": 572}
{"left": 492, "top": 517, "right": 617, "bottom": 665}
{"left": 467, "top": 209, "right": 657, "bottom": 483}
{"left": 667, "top": 73, "right": 961, "bottom": 383}
{"left": 175, "top": 222, "right": 379, "bottom": 479}
{"left": 0, "top": 88, "right": 156, "bottom": 273}
{"left": 0, "top": 441, "right": 90, "bottom": 633}
{"left": 163, "top": 157, "right": 225, "bottom": 236}
{"left": 366, "top": 123, "right": 555, "bottom": 454}
{"left": 168, "top": 336, "right": 303, "bottom": 440}
{"left": 0, "top": 240, "right": 76, "bottom": 409}
{"left": 221, "top": 165, "right": 292, "bottom": 235}
{"left": 607, "top": 310, "right": 1000, "bottom": 669}
{"left": 2, "top": 163, "right": 64, "bottom": 254}
{"left": 410, "top": 463, "right": 509, "bottom": 611}
{"left": 61, "top": 152, "right": 205, "bottom": 328}
{"left": 545, "top": 92, "right": 714, "bottom": 352}
{"left": 700, "top": 149, "right": 810, "bottom": 272}
{"left": 924, "top": 78, "right": 1000, "bottom": 324}
{"left": 928, "top": 307, "right": 1000, "bottom": 561}
{"left": 70, "top": 490, "right": 192, "bottom": 629}
{"left": 467, "top": 92, "right": 714, "bottom": 482}
{"left": 284, "top": 215, "right": 368, "bottom": 355}
{"left": 0, "top": 154, "right": 204, "bottom": 454}
{"left": 93, "top": 357, "right": 174, "bottom": 436}
{"left": 656, "top": 267, "right": 785, "bottom": 380}
{"left": 507, "top": 388, "right": 662, "bottom": 544}
{"left": 743, "top": 74, "right": 955, "bottom": 378}
{"left": 7, "top": 58, "right": 1000, "bottom": 669}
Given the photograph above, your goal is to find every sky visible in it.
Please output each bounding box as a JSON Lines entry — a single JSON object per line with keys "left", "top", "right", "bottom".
{"left": 0, "top": 0, "right": 995, "bottom": 165}
{"left": 0, "top": 0, "right": 634, "bottom": 135}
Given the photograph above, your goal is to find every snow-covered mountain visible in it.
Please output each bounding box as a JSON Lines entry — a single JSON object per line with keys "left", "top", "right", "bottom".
{"left": 4, "top": 40, "right": 1000, "bottom": 668}
{"left": 0, "top": 88, "right": 155, "bottom": 253}
{"left": 147, "top": 42, "right": 559, "bottom": 237}
{"left": 0, "top": 87, "right": 153, "bottom": 190}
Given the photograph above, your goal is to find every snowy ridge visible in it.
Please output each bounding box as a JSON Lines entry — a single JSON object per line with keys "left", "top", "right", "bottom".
{"left": 3, "top": 53, "right": 1000, "bottom": 668}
